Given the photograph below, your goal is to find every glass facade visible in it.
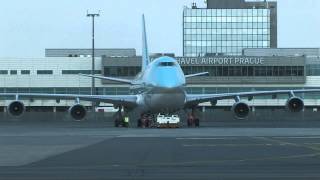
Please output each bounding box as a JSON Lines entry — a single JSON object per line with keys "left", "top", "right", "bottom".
{"left": 306, "top": 64, "right": 320, "bottom": 76}
{"left": 104, "top": 66, "right": 141, "bottom": 77}
{"left": 182, "top": 66, "right": 304, "bottom": 77}
{"left": 103, "top": 66, "right": 304, "bottom": 77}
{"left": 183, "top": 8, "right": 271, "bottom": 56}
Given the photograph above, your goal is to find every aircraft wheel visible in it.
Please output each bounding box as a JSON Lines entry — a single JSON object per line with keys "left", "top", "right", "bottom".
{"left": 123, "top": 122, "right": 129, "bottom": 128}
{"left": 187, "top": 118, "right": 193, "bottom": 127}
{"left": 137, "top": 119, "right": 142, "bottom": 128}
{"left": 115, "top": 119, "right": 120, "bottom": 127}
{"left": 195, "top": 118, "right": 200, "bottom": 127}
{"left": 145, "top": 119, "right": 150, "bottom": 128}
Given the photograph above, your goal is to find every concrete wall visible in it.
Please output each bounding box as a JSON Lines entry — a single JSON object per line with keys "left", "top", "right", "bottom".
{"left": 0, "top": 57, "right": 102, "bottom": 88}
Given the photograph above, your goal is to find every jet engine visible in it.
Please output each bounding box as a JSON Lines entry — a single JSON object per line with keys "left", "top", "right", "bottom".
{"left": 8, "top": 101, "right": 25, "bottom": 117}
{"left": 286, "top": 97, "right": 304, "bottom": 112}
{"left": 69, "top": 104, "right": 87, "bottom": 120}
{"left": 232, "top": 102, "right": 250, "bottom": 119}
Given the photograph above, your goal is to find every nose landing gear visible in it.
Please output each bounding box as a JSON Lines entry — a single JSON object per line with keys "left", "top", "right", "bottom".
{"left": 187, "top": 108, "right": 200, "bottom": 128}
{"left": 114, "top": 107, "right": 123, "bottom": 127}
{"left": 137, "top": 113, "right": 154, "bottom": 128}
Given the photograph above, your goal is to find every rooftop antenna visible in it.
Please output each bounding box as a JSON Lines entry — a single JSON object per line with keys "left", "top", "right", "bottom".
{"left": 192, "top": 2, "right": 197, "bottom": 9}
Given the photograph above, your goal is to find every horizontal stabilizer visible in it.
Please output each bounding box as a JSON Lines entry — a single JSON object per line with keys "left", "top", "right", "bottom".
{"left": 79, "top": 74, "right": 133, "bottom": 84}
{"left": 185, "top": 72, "right": 209, "bottom": 78}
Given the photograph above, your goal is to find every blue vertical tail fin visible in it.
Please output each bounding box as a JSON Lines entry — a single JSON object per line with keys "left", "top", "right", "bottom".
{"left": 142, "top": 14, "right": 150, "bottom": 72}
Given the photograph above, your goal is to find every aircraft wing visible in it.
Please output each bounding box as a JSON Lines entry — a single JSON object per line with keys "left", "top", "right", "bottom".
{"left": 79, "top": 74, "right": 134, "bottom": 85}
{"left": 185, "top": 72, "right": 209, "bottom": 78}
{"left": 0, "top": 93, "right": 138, "bottom": 107}
{"left": 185, "top": 89, "right": 320, "bottom": 107}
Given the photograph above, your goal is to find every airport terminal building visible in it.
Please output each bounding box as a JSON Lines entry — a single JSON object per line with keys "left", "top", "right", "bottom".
{"left": 0, "top": 48, "right": 320, "bottom": 111}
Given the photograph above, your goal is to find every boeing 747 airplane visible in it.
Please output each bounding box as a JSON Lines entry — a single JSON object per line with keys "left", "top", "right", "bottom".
{"left": 1, "top": 15, "right": 320, "bottom": 127}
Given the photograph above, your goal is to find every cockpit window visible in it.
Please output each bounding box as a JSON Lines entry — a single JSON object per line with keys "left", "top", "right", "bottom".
{"left": 159, "top": 62, "right": 175, "bottom": 66}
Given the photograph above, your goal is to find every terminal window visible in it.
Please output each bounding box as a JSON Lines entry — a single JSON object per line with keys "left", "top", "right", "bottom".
{"left": 10, "top": 70, "right": 17, "bottom": 75}
{"left": 104, "top": 66, "right": 140, "bottom": 77}
{"left": 0, "top": 70, "right": 8, "bottom": 75}
{"left": 37, "top": 70, "right": 53, "bottom": 75}
{"left": 62, "top": 70, "right": 101, "bottom": 75}
{"left": 21, "top": 70, "right": 30, "bottom": 75}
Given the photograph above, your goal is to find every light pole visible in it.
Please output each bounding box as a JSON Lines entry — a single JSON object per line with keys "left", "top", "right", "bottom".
{"left": 87, "top": 11, "right": 100, "bottom": 110}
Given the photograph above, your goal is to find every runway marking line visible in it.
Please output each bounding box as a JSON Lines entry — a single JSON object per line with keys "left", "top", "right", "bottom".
{"left": 176, "top": 137, "right": 237, "bottom": 140}
{"left": 137, "top": 152, "right": 320, "bottom": 167}
{"left": 253, "top": 136, "right": 320, "bottom": 152}
{"left": 274, "top": 136, "right": 320, "bottom": 139}
{"left": 182, "top": 143, "right": 274, "bottom": 147}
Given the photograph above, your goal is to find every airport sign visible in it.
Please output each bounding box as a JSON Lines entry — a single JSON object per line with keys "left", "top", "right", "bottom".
{"left": 176, "top": 57, "right": 264, "bottom": 65}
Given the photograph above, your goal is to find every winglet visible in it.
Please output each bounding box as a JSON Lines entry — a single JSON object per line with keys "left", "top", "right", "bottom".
{"left": 142, "top": 14, "right": 150, "bottom": 72}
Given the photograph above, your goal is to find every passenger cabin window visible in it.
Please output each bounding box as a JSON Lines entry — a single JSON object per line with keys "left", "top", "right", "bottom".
{"left": 159, "top": 62, "right": 175, "bottom": 67}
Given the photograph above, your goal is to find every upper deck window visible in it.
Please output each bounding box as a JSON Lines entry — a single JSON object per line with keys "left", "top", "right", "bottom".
{"left": 159, "top": 62, "right": 175, "bottom": 67}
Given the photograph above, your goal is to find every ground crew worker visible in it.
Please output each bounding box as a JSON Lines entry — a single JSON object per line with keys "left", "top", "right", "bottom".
{"left": 187, "top": 114, "right": 194, "bottom": 127}
{"left": 124, "top": 116, "right": 129, "bottom": 127}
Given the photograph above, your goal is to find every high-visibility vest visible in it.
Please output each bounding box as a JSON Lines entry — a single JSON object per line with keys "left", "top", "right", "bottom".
{"left": 124, "top": 117, "right": 129, "bottom": 123}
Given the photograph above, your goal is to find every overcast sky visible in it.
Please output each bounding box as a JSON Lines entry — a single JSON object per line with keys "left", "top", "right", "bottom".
{"left": 0, "top": 0, "right": 320, "bottom": 57}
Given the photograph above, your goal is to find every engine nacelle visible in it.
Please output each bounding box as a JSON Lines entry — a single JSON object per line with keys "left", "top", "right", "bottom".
{"left": 8, "top": 101, "right": 25, "bottom": 117}
{"left": 286, "top": 97, "right": 304, "bottom": 112}
{"left": 69, "top": 104, "right": 87, "bottom": 120}
{"left": 231, "top": 102, "right": 250, "bottom": 119}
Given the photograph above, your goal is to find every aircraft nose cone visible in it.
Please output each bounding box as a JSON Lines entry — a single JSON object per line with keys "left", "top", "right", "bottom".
{"left": 160, "top": 81, "right": 178, "bottom": 89}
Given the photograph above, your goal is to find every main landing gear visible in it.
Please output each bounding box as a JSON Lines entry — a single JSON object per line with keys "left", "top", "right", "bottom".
{"left": 114, "top": 106, "right": 129, "bottom": 128}
{"left": 187, "top": 109, "right": 200, "bottom": 128}
{"left": 137, "top": 113, "right": 154, "bottom": 128}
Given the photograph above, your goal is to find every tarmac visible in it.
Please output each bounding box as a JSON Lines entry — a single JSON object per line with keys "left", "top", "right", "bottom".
{"left": 1, "top": 121, "right": 320, "bottom": 179}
